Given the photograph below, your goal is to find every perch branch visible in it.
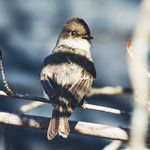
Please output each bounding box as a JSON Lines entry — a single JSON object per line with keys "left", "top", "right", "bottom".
{"left": 0, "top": 93, "right": 130, "bottom": 116}
{"left": 0, "top": 111, "right": 128, "bottom": 140}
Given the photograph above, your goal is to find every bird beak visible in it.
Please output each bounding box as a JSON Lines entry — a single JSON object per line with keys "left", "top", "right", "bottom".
{"left": 89, "top": 36, "right": 94, "bottom": 40}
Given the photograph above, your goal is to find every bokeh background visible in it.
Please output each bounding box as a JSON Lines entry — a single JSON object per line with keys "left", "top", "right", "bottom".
{"left": 0, "top": 0, "right": 141, "bottom": 149}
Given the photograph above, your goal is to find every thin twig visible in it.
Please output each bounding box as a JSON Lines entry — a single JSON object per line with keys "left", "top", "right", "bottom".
{"left": 0, "top": 90, "right": 7, "bottom": 96}
{"left": 0, "top": 111, "right": 129, "bottom": 140}
{"left": 82, "top": 103, "right": 129, "bottom": 116}
{"left": 19, "top": 101, "right": 44, "bottom": 113}
{"left": 102, "top": 140, "right": 124, "bottom": 150}
{"left": 0, "top": 93, "right": 130, "bottom": 116}
{"left": 0, "top": 50, "right": 14, "bottom": 96}
{"left": 88, "top": 86, "right": 132, "bottom": 97}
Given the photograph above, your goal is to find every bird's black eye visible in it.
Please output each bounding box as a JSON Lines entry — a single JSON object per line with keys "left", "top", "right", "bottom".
{"left": 71, "top": 31, "right": 77, "bottom": 36}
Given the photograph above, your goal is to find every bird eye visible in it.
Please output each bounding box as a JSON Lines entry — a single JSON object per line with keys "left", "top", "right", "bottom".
{"left": 71, "top": 31, "right": 77, "bottom": 36}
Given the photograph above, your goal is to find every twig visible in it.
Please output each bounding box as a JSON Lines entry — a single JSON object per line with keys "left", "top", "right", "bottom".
{"left": 88, "top": 87, "right": 132, "bottom": 97}
{"left": 0, "top": 50, "right": 14, "bottom": 96}
{"left": 0, "top": 90, "right": 7, "bottom": 96}
{"left": 82, "top": 103, "right": 129, "bottom": 116}
{"left": 0, "top": 93, "right": 130, "bottom": 116}
{"left": 19, "top": 101, "right": 44, "bottom": 113}
{"left": 102, "top": 140, "right": 124, "bottom": 150}
{"left": 0, "top": 111, "right": 129, "bottom": 140}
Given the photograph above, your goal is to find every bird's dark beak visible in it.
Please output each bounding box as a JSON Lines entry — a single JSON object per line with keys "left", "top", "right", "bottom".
{"left": 89, "top": 36, "right": 94, "bottom": 39}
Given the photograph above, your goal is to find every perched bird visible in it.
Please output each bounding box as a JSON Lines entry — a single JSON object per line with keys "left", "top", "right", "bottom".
{"left": 40, "top": 18, "right": 96, "bottom": 140}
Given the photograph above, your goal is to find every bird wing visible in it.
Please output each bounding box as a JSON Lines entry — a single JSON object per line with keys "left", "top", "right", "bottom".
{"left": 40, "top": 51, "right": 95, "bottom": 105}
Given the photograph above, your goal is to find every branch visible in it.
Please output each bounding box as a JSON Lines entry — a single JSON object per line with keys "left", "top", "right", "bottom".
{"left": 19, "top": 101, "right": 44, "bottom": 113}
{"left": 0, "top": 93, "right": 130, "bottom": 116}
{"left": 0, "top": 50, "right": 14, "bottom": 96}
{"left": 88, "top": 86, "right": 132, "bottom": 97}
{"left": 127, "top": 0, "right": 150, "bottom": 149}
{"left": 102, "top": 140, "right": 124, "bottom": 150}
{"left": 0, "top": 111, "right": 128, "bottom": 140}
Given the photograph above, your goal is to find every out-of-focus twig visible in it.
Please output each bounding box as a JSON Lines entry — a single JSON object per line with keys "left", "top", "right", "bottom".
{"left": 19, "top": 101, "right": 45, "bottom": 113}
{"left": 102, "top": 140, "right": 124, "bottom": 150}
{"left": 127, "top": 42, "right": 150, "bottom": 78}
{"left": 0, "top": 50, "right": 14, "bottom": 96}
{"left": 0, "top": 90, "right": 7, "bottom": 96}
{"left": 0, "top": 111, "right": 129, "bottom": 140}
{"left": 88, "top": 86, "right": 132, "bottom": 97}
{"left": 127, "top": 0, "right": 150, "bottom": 149}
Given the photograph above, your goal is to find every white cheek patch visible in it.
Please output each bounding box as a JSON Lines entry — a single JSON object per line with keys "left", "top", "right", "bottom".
{"left": 58, "top": 38, "right": 91, "bottom": 52}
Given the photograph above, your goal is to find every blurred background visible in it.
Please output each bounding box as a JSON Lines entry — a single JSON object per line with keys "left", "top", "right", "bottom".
{"left": 0, "top": 0, "right": 141, "bottom": 149}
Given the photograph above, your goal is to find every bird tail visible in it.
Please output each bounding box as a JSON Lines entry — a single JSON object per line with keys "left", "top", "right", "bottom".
{"left": 47, "top": 105, "right": 71, "bottom": 140}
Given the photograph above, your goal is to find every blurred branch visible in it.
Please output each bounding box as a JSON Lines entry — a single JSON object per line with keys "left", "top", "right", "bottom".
{"left": 0, "top": 111, "right": 128, "bottom": 140}
{"left": 102, "top": 140, "right": 124, "bottom": 150}
{"left": 88, "top": 86, "right": 132, "bottom": 97}
{"left": 19, "top": 101, "right": 44, "bottom": 113}
{"left": 0, "top": 92, "right": 130, "bottom": 116}
{"left": 127, "top": 0, "right": 150, "bottom": 149}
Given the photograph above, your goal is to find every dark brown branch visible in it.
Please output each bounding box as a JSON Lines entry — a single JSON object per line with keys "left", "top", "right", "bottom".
{"left": 0, "top": 50, "right": 14, "bottom": 96}
{"left": 0, "top": 111, "right": 129, "bottom": 140}
{"left": 0, "top": 93, "right": 130, "bottom": 116}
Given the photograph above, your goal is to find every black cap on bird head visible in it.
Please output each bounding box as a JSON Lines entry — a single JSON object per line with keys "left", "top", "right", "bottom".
{"left": 58, "top": 18, "right": 93, "bottom": 41}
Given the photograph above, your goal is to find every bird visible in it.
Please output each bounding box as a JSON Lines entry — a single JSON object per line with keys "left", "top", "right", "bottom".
{"left": 40, "top": 18, "right": 96, "bottom": 140}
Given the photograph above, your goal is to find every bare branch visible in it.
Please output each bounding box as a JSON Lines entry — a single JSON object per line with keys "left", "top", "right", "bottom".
{"left": 0, "top": 93, "right": 130, "bottom": 116}
{"left": 82, "top": 103, "right": 129, "bottom": 116}
{"left": 0, "top": 50, "right": 14, "bottom": 96}
{"left": 88, "top": 87, "right": 132, "bottom": 97}
{"left": 0, "top": 90, "right": 7, "bottom": 96}
{"left": 0, "top": 111, "right": 128, "bottom": 140}
{"left": 102, "top": 140, "right": 124, "bottom": 150}
{"left": 19, "top": 101, "right": 44, "bottom": 113}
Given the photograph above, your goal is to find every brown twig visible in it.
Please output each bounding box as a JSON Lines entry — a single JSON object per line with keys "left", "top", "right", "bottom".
{"left": 0, "top": 50, "right": 14, "bottom": 96}
{"left": 0, "top": 111, "right": 129, "bottom": 140}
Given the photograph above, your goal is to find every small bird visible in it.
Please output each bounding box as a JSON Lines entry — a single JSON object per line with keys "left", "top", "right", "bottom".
{"left": 40, "top": 18, "right": 96, "bottom": 140}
